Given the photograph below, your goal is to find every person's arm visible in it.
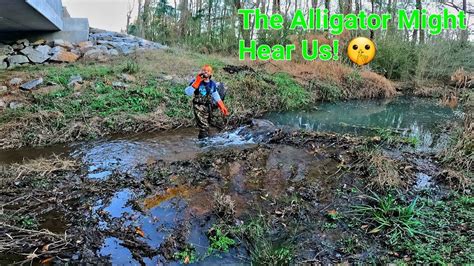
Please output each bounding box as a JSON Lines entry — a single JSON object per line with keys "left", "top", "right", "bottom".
{"left": 211, "top": 84, "right": 229, "bottom": 116}
{"left": 191, "top": 73, "right": 203, "bottom": 89}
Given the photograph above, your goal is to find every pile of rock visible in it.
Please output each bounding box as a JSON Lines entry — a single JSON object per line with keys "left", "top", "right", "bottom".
{"left": 0, "top": 28, "right": 166, "bottom": 69}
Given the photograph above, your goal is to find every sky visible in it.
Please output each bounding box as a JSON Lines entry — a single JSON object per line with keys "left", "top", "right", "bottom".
{"left": 62, "top": 0, "right": 138, "bottom": 32}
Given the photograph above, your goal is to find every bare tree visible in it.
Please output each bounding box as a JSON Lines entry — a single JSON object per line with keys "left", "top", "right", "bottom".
{"left": 126, "top": 0, "right": 136, "bottom": 33}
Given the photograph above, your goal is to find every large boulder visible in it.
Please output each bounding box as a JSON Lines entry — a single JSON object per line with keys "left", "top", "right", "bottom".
{"left": 11, "top": 43, "right": 25, "bottom": 50}
{"left": 53, "top": 39, "right": 74, "bottom": 50}
{"left": 36, "top": 45, "right": 51, "bottom": 56}
{"left": 20, "top": 46, "right": 50, "bottom": 63}
{"left": 83, "top": 49, "right": 108, "bottom": 61}
{"left": 50, "top": 48, "right": 79, "bottom": 63}
{"left": 7, "top": 55, "right": 29, "bottom": 67}
{"left": 16, "top": 39, "right": 30, "bottom": 46}
{"left": 0, "top": 44, "right": 13, "bottom": 57}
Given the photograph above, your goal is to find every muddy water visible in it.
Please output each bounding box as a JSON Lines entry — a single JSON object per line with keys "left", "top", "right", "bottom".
{"left": 0, "top": 96, "right": 461, "bottom": 264}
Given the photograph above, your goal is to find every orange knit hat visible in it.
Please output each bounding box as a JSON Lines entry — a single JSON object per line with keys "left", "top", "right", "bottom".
{"left": 201, "top": 64, "right": 213, "bottom": 74}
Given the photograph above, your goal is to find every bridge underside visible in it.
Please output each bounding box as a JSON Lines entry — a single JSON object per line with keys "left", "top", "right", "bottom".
{"left": 0, "top": 0, "right": 63, "bottom": 31}
{"left": 0, "top": 0, "right": 89, "bottom": 42}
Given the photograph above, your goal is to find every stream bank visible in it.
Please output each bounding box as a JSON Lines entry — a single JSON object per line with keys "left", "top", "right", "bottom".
{"left": 0, "top": 96, "right": 471, "bottom": 264}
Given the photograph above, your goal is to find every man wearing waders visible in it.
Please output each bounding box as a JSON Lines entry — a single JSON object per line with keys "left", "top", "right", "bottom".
{"left": 185, "top": 65, "right": 229, "bottom": 139}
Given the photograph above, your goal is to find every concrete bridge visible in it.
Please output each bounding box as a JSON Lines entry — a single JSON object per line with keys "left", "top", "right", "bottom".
{"left": 0, "top": 0, "right": 89, "bottom": 42}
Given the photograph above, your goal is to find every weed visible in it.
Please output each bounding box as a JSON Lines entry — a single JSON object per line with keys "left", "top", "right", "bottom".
{"left": 122, "top": 59, "right": 140, "bottom": 74}
{"left": 174, "top": 245, "right": 198, "bottom": 264}
{"left": 401, "top": 135, "right": 421, "bottom": 148}
{"left": 353, "top": 193, "right": 423, "bottom": 245}
{"left": 233, "top": 219, "right": 294, "bottom": 265}
{"left": 207, "top": 226, "right": 236, "bottom": 255}
{"left": 322, "top": 222, "right": 337, "bottom": 230}
{"left": 18, "top": 215, "right": 38, "bottom": 230}
{"left": 315, "top": 81, "right": 343, "bottom": 102}
{"left": 339, "top": 235, "right": 363, "bottom": 254}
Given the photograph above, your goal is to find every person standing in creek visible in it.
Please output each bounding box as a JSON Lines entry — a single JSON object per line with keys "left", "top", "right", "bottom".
{"left": 185, "top": 65, "right": 229, "bottom": 139}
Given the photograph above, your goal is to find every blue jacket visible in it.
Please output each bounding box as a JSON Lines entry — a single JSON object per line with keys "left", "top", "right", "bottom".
{"left": 189, "top": 79, "right": 222, "bottom": 103}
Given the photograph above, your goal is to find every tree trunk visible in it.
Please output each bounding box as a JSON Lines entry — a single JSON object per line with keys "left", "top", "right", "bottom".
{"left": 461, "top": 0, "right": 468, "bottom": 43}
{"left": 142, "top": 0, "right": 151, "bottom": 38}
{"left": 370, "top": 0, "right": 375, "bottom": 39}
{"left": 207, "top": 0, "right": 213, "bottom": 41}
{"left": 235, "top": 0, "right": 250, "bottom": 45}
{"left": 416, "top": 0, "right": 424, "bottom": 44}
{"left": 137, "top": 0, "right": 143, "bottom": 37}
{"left": 179, "top": 0, "right": 189, "bottom": 39}
{"left": 272, "top": 0, "right": 280, "bottom": 14}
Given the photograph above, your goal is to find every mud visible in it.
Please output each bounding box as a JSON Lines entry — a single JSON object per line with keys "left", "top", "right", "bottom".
{"left": 0, "top": 97, "right": 469, "bottom": 264}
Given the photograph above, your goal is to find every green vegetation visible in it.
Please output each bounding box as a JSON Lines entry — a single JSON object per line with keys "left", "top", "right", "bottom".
{"left": 394, "top": 194, "right": 473, "bottom": 264}
{"left": 315, "top": 81, "right": 343, "bottom": 102}
{"left": 207, "top": 227, "right": 236, "bottom": 255}
{"left": 272, "top": 73, "right": 310, "bottom": 110}
{"left": 174, "top": 245, "right": 198, "bottom": 264}
{"left": 353, "top": 193, "right": 422, "bottom": 245}
{"left": 232, "top": 219, "right": 294, "bottom": 265}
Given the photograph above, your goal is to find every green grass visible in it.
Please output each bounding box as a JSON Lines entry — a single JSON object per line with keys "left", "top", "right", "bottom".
{"left": 272, "top": 72, "right": 311, "bottom": 110}
{"left": 353, "top": 193, "right": 423, "bottom": 245}
{"left": 44, "top": 64, "right": 116, "bottom": 86}
{"left": 30, "top": 82, "right": 164, "bottom": 118}
{"left": 394, "top": 194, "right": 474, "bottom": 264}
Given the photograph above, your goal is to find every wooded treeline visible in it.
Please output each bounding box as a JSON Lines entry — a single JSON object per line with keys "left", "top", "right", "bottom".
{"left": 126, "top": 0, "right": 472, "bottom": 81}
{"left": 127, "top": 0, "right": 472, "bottom": 53}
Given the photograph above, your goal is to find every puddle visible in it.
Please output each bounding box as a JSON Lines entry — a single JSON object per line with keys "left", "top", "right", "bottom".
{"left": 414, "top": 172, "right": 433, "bottom": 190}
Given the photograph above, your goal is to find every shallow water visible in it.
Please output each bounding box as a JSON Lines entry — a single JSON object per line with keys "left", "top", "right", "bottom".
{"left": 0, "top": 96, "right": 461, "bottom": 264}
{"left": 264, "top": 96, "right": 460, "bottom": 150}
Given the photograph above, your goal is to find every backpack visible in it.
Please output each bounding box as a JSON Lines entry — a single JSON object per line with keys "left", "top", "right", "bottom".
{"left": 211, "top": 82, "right": 227, "bottom": 109}
{"left": 216, "top": 82, "right": 227, "bottom": 101}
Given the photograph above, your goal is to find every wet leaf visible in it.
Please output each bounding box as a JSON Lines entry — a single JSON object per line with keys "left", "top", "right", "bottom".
{"left": 42, "top": 244, "right": 50, "bottom": 252}
{"left": 361, "top": 225, "right": 369, "bottom": 229}
{"left": 369, "top": 228, "right": 382, "bottom": 234}
{"left": 135, "top": 227, "right": 145, "bottom": 237}
{"left": 40, "top": 257, "right": 54, "bottom": 264}
{"left": 26, "top": 252, "right": 39, "bottom": 260}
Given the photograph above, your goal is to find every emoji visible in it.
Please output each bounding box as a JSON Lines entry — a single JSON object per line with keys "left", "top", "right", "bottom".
{"left": 347, "top": 37, "right": 376, "bottom": 66}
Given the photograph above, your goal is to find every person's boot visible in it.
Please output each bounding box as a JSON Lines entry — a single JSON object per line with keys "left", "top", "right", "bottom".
{"left": 198, "top": 130, "right": 209, "bottom": 139}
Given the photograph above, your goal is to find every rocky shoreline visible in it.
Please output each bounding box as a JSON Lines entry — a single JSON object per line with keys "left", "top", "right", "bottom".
{"left": 0, "top": 28, "right": 165, "bottom": 69}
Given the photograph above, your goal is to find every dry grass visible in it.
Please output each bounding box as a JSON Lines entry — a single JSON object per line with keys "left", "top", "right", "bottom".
{"left": 366, "top": 149, "right": 404, "bottom": 189}
{"left": 11, "top": 155, "right": 78, "bottom": 179}
{"left": 257, "top": 59, "right": 396, "bottom": 100}
{"left": 213, "top": 192, "right": 236, "bottom": 223}
{"left": 451, "top": 67, "right": 473, "bottom": 89}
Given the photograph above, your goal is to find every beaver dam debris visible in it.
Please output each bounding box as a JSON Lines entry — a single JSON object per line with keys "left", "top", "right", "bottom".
{"left": 0, "top": 96, "right": 472, "bottom": 264}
